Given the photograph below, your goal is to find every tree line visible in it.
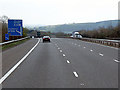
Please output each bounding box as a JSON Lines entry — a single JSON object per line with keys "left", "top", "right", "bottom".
{"left": 79, "top": 25, "right": 120, "bottom": 39}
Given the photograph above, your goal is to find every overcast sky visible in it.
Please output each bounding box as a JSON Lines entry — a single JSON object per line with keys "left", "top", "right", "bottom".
{"left": 0, "top": 0, "right": 119, "bottom": 26}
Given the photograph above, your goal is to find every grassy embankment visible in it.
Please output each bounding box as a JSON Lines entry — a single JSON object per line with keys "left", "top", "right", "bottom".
{"left": 0, "top": 38, "right": 30, "bottom": 51}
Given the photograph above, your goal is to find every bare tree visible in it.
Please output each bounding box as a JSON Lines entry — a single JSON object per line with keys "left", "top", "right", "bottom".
{"left": 1, "top": 15, "right": 9, "bottom": 42}
{"left": 1, "top": 15, "right": 8, "bottom": 23}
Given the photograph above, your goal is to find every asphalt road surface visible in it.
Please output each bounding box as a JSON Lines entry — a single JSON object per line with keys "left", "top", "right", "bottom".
{"left": 2, "top": 39, "right": 38, "bottom": 75}
{"left": 2, "top": 38, "right": 119, "bottom": 88}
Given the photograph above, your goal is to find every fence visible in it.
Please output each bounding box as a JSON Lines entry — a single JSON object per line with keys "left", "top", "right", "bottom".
{"left": 70, "top": 37, "right": 120, "bottom": 48}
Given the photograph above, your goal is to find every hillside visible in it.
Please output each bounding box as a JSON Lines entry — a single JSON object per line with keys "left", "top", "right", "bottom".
{"left": 27, "top": 20, "right": 118, "bottom": 33}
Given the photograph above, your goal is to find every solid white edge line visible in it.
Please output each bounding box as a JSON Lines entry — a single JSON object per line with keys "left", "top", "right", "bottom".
{"left": 114, "top": 59, "right": 119, "bottom": 63}
{"left": 67, "top": 60, "right": 70, "bottom": 64}
{"left": 73, "top": 72, "right": 79, "bottom": 78}
{"left": 0, "top": 39, "right": 40, "bottom": 84}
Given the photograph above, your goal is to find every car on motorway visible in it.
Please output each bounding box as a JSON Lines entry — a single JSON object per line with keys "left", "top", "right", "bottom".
{"left": 73, "top": 32, "right": 82, "bottom": 39}
{"left": 42, "top": 36, "right": 51, "bottom": 42}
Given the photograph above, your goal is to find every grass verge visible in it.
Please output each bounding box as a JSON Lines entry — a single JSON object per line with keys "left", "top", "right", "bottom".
{"left": 1, "top": 38, "right": 30, "bottom": 51}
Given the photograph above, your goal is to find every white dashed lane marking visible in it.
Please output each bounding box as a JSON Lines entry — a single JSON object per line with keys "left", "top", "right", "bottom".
{"left": 114, "top": 59, "right": 119, "bottom": 63}
{"left": 99, "top": 53, "right": 104, "bottom": 56}
{"left": 80, "top": 83, "right": 85, "bottom": 86}
{"left": 63, "top": 54, "right": 66, "bottom": 57}
{"left": 83, "top": 47, "right": 86, "bottom": 48}
{"left": 58, "top": 48, "right": 60, "bottom": 50}
{"left": 67, "top": 60, "right": 70, "bottom": 64}
{"left": 60, "top": 50, "right": 62, "bottom": 52}
{"left": 73, "top": 72, "right": 79, "bottom": 78}
{"left": 90, "top": 50, "right": 93, "bottom": 52}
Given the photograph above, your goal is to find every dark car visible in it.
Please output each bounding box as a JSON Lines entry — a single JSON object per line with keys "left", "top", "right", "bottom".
{"left": 43, "top": 36, "right": 51, "bottom": 42}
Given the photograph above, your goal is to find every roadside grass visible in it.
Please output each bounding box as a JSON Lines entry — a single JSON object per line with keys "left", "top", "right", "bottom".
{"left": 2, "top": 38, "right": 30, "bottom": 51}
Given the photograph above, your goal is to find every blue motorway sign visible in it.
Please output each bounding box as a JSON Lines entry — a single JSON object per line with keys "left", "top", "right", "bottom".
{"left": 5, "top": 34, "right": 9, "bottom": 40}
{"left": 8, "top": 19, "right": 23, "bottom": 36}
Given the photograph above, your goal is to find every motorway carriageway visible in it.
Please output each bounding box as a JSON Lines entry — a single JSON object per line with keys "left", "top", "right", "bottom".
{"left": 1, "top": 38, "right": 119, "bottom": 88}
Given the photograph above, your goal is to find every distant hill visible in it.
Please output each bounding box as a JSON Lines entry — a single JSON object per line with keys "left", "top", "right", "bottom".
{"left": 27, "top": 20, "right": 118, "bottom": 33}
